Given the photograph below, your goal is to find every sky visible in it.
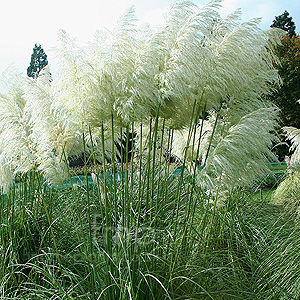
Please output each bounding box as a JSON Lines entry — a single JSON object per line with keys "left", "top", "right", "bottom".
{"left": 0, "top": 0, "right": 299, "bottom": 76}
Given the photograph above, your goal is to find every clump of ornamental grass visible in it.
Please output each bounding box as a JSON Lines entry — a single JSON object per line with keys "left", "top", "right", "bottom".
{"left": 2, "top": 163, "right": 300, "bottom": 299}
{"left": 0, "top": 0, "right": 283, "bottom": 191}
{"left": 0, "top": 0, "right": 293, "bottom": 299}
{"left": 0, "top": 105, "right": 299, "bottom": 299}
{"left": 273, "top": 171, "right": 300, "bottom": 219}
{"left": 0, "top": 67, "right": 78, "bottom": 190}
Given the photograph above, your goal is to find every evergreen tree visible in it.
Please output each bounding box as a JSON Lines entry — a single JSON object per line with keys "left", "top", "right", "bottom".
{"left": 27, "top": 44, "right": 48, "bottom": 79}
{"left": 271, "top": 10, "right": 296, "bottom": 37}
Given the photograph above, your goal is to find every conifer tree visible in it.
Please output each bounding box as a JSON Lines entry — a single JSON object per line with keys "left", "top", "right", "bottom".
{"left": 27, "top": 44, "right": 48, "bottom": 79}
{"left": 271, "top": 10, "right": 296, "bottom": 37}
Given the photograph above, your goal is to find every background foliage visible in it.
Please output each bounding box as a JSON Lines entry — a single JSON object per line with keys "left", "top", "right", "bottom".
{"left": 270, "top": 35, "right": 300, "bottom": 128}
{"left": 27, "top": 43, "right": 48, "bottom": 79}
{"left": 271, "top": 10, "right": 296, "bottom": 37}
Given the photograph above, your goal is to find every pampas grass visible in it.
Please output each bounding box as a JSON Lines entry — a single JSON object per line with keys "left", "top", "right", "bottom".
{"left": 273, "top": 101, "right": 300, "bottom": 218}
{"left": 1, "top": 2, "right": 298, "bottom": 299}
{"left": 283, "top": 125, "right": 300, "bottom": 170}
{"left": 0, "top": 0, "right": 283, "bottom": 189}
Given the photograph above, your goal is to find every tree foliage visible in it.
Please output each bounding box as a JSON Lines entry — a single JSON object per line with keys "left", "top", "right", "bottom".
{"left": 271, "top": 10, "right": 296, "bottom": 37}
{"left": 269, "top": 35, "right": 300, "bottom": 128}
{"left": 27, "top": 44, "right": 48, "bottom": 79}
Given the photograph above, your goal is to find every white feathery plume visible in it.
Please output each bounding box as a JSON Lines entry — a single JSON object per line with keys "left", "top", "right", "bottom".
{"left": 168, "top": 105, "right": 279, "bottom": 189}
{"left": 81, "top": 7, "right": 139, "bottom": 126}
{"left": 52, "top": 29, "right": 90, "bottom": 131}
{"left": 24, "top": 66, "right": 78, "bottom": 185}
{"left": 283, "top": 126, "right": 300, "bottom": 170}
{"left": 280, "top": 100, "right": 300, "bottom": 171}
{"left": 196, "top": 107, "right": 279, "bottom": 189}
{"left": 0, "top": 66, "right": 25, "bottom": 110}
{"left": 273, "top": 100, "right": 300, "bottom": 203}
{"left": 0, "top": 70, "right": 35, "bottom": 190}
{"left": 141, "top": 0, "right": 281, "bottom": 127}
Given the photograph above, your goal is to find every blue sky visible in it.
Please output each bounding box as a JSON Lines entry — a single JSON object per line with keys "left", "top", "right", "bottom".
{"left": 0, "top": 0, "right": 299, "bottom": 76}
